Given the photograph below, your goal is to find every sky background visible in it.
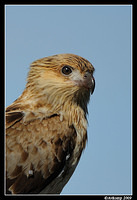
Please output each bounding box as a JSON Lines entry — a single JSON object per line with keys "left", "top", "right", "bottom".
{"left": 5, "top": 5, "right": 132, "bottom": 195}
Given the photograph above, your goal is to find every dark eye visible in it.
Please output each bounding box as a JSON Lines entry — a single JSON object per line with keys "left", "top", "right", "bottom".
{"left": 61, "top": 65, "right": 72, "bottom": 75}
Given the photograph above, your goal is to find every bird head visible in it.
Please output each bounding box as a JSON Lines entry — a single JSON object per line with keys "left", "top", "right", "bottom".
{"left": 26, "top": 54, "right": 95, "bottom": 114}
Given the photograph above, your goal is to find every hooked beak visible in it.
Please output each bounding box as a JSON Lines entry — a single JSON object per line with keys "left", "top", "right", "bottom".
{"left": 72, "top": 71, "right": 95, "bottom": 94}
{"left": 83, "top": 71, "right": 95, "bottom": 94}
{"left": 90, "top": 76, "right": 95, "bottom": 94}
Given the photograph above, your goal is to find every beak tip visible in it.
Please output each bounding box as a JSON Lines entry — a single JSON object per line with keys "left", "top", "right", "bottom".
{"left": 91, "top": 76, "right": 95, "bottom": 95}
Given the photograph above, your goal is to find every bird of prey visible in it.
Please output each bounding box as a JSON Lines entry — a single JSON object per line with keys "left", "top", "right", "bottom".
{"left": 5, "top": 53, "right": 95, "bottom": 194}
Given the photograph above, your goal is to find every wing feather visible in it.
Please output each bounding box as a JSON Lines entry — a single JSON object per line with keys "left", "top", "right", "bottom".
{"left": 6, "top": 112, "right": 76, "bottom": 194}
{"left": 6, "top": 101, "right": 24, "bottom": 129}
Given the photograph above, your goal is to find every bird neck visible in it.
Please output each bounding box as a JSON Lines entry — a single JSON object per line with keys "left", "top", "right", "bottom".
{"left": 18, "top": 86, "right": 89, "bottom": 127}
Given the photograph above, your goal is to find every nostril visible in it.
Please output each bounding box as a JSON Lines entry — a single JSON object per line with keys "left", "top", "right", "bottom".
{"left": 84, "top": 74, "right": 88, "bottom": 78}
{"left": 84, "top": 72, "right": 91, "bottom": 79}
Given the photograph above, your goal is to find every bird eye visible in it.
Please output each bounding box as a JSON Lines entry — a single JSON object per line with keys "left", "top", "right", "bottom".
{"left": 61, "top": 65, "right": 72, "bottom": 75}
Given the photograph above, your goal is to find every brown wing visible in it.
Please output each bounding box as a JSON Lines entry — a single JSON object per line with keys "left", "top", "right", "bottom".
{"left": 6, "top": 101, "right": 24, "bottom": 129}
{"left": 6, "top": 110, "right": 76, "bottom": 194}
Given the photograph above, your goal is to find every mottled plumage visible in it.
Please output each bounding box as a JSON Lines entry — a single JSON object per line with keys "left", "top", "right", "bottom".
{"left": 6, "top": 53, "right": 95, "bottom": 194}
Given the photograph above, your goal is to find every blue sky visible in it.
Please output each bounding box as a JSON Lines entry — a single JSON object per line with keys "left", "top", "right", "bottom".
{"left": 5, "top": 5, "right": 132, "bottom": 195}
